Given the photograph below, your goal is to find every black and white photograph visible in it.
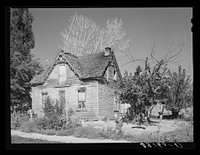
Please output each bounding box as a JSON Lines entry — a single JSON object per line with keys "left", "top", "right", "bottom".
{"left": 8, "top": 7, "right": 193, "bottom": 148}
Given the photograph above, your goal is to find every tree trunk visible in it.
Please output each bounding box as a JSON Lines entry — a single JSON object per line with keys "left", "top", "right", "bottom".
{"left": 147, "top": 104, "right": 155, "bottom": 125}
{"left": 171, "top": 109, "right": 179, "bottom": 118}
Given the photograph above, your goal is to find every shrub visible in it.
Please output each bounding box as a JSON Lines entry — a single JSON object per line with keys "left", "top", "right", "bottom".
{"left": 38, "top": 129, "right": 57, "bottom": 135}
{"left": 19, "top": 120, "right": 38, "bottom": 133}
{"left": 11, "top": 113, "right": 30, "bottom": 130}
{"left": 99, "top": 127, "right": 124, "bottom": 140}
{"left": 33, "top": 117, "right": 52, "bottom": 130}
{"left": 102, "top": 116, "right": 109, "bottom": 122}
{"left": 56, "top": 129, "right": 74, "bottom": 136}
{"left": 73, "top": 126, "right": 101, "bottom": 139}
{"left": 42, "top": 96, "right": 65, "bottom": 130}
{"left": 182, "top": 107, "right": 193, "bottom": 121}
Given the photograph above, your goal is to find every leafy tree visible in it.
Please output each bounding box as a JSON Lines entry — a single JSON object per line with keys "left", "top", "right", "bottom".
{"left": 165, "top": 66, "right": 193, "bottom": 118}
{"left": 119, "top": 62, "right": 193, "bottom": 123}
{"left": 10, "top": 8, "right": 43, "bottom": 113}
{"left": 61, "top": 12, "right": 129, "bottom": 56}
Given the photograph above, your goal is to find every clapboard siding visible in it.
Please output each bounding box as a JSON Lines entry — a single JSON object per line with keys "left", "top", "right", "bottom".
{"left": 46, "top": 63, "right": 77, "bottom": 81}
{"left": 47, "top": 65, "right": 59, "bottom": 80}
{"left": 70, "top": 82, "right": 98, "bottom": 118}
{"left": 98, "top": 83, "right": 115, "bottom": 119}
{"left": 32, "top": 87, "right": 43, "bottom": 117}
{"left": 32, "top": 80, "right": 98, "bottom": 119}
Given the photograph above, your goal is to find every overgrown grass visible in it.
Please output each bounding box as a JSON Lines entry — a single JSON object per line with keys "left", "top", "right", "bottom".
{"left": 11, "top": 114, "right": 30, "bottom": 130}
{"left": 11, "top": 135, "right": 61, "bottom": 143}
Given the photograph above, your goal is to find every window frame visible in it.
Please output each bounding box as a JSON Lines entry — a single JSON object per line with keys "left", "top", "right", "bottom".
{"left": 58, "top": 90, "right": 66, "bottom": 107}
{"left": 58, "top": 64, "right": 67, "bottom": 85}
{"left": 77, "top": 87, "right": 86, "bottom": 110}
{"left": 113, "top": 69, "right": 117, "bottom": 81}
{"left": 41, "top": 92, "right": 48, "bottom": 108}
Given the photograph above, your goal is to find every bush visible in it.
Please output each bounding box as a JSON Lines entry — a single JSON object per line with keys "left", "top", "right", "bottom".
{"left": 33, "top": 117, "right": 52, "bottom": 130}
{"left": 73, "top": 126, "right": 124, "bottom": 140}
{"left": 38, "top": 129, "right": 57, "bottom": 135}
{"left": 73, "top": 126, "right": 101, "bottom": 139}
{"left": 56, "top": 129, "right": 74, "bottom": 136}
{"left": 182, "top": 107, "right": 193, "bottom": 121}
{"left": 11, "top": 113, "right": 30, "bottom": 130}
{"left": 99, "top": 127, "right": 124, "bottom": 140}
{"left": 19, "top": 120, "right": 38, "bottom": 133}
{"left": 42, "top": 96, "right": 65, "bottom": 130}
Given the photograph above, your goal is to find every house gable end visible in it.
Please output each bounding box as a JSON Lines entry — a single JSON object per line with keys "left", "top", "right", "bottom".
{"left": 41, "top": 51, "right": 82, "bottom": 84}
{"left": 103, "top": 54, "right": 122, "bottom": 82}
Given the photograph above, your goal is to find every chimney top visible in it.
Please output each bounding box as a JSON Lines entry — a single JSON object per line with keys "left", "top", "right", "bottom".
{"left": 104, "top": 47, "right": 111, "bottom": 56}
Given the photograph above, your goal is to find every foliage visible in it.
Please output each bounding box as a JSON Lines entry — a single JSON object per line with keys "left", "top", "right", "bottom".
{"left": 99, "top": 127, "right": 124, "bottom": 140}
{"left": 10, "top": 8, "right": 43, "bottom": 113}
{"left": 19, "top": 120, "right": 38, "bottom": 133}
{"left": 165, "top": 66, "right": 193, "bottom": 117}
{"left": 38, "top": 129, "right": 57, "bottom": 135}
{"left": 11, "top": 135, "right": 60, "bottom": 143}
{"left": 11, "top": 113, "right": 30, "bottom": 130}
{"left": 56, "top": 128, "right": 74, "bottom": 136}
{"left": 33, "top": 117, "right": 52, "bottom": 130}
{"left": 181, "top": 107, "right": 193, "bottom": 121}
{"left": 73, "top": 126, "right": 102, "bottom": 139}
{"left": 42, "top": 96, "right": 66, "bottom": 130}
{"left": 119, "top": 58, "right": 193, "bottom": 121}
{"left": 61, "top": 13, "right": 129, "bottom": 57}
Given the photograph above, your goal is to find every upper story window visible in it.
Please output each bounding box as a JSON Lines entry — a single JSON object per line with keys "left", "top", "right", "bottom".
{"left": 113, "top": 69, "right": 117, "bottom": 81}
{"left": 106, "top": 66, "right": 117, "bottom": 81}
{"left": 58, "top": 65, "right": 66, "bottom": 85}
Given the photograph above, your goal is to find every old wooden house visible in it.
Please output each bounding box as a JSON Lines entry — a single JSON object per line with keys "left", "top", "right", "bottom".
{"left": 30, "top": 47, "right": 122, "bottom": 119}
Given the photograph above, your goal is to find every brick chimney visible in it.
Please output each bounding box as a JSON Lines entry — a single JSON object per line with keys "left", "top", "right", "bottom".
{"left": 104, "top": 47, "right": 111, "bottom": 56}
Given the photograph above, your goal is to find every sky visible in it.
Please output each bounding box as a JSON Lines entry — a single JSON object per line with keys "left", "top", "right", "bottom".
{"left": 29, "top": 8, "right": 193, "bottom": 81}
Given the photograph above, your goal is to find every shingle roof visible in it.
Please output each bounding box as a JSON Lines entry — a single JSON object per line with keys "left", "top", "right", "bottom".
{"left": 30, "top": 49, "right": 121, "bottom": 85}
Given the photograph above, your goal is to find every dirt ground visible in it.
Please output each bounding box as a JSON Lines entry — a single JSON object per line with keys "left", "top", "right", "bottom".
{"left": 84, "top": 118, "right": 189, "bottom": 136}
{"left": 11, "top": 130, "right": 128, "bottom": 143}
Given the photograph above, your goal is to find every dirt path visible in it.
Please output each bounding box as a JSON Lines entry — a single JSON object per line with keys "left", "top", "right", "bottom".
{"left": 11, "top": 130, "right": 129, "bottom": 143}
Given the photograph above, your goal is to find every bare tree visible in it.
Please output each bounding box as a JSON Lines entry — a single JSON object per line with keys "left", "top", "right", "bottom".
{"left": 60, "top": 13, "right": 129, "bottom": 56}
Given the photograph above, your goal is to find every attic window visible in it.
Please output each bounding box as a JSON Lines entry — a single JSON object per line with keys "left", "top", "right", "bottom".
{"left": 58, "top": 65, "right": 66, "bottom": 85}
{"left": 113, "top": 69, "right": 117, "bottom": 81}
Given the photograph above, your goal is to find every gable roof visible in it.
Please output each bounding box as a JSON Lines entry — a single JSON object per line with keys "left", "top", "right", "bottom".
{"left": 30, "top": 48, "right": 122, "bottom": 85}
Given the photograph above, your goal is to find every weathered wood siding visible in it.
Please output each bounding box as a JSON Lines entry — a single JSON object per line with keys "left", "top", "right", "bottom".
{"left": 98, "top": 83, "right": 115, "bottom": 119}
{"left": 32, "top": 87, "right": 43, "bottom": 117}
{"left": 46, "top": 63, "right": 77, "bottom": 81}
{"left": 32, "top": 80, "right": 98, "bottom": 119}
{"left": 68, "top": 81, "right": 98, "bottom": 118}
{"left": 47, "top": 65, "right": 59, "bottom": 80}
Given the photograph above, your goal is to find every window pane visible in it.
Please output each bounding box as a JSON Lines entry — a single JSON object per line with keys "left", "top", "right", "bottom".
{"left": 82, "top": 102, "right": 85, "bottom": 108}
{"left": 59, "top": 76, "right": 65, "bottom": 85}
{"left": 78, "top": 92, "right": 82, "bottom": 101}
{"left": 59, "top": 65, "right": 66, "bottom": 75}
{"left": 82, "top": 92, "right": 85, "bottom": 101}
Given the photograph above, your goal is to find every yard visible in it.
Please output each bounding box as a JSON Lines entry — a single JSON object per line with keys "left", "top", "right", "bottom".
{"left": 11, "top": 117, "right": 193, "bottom": 143}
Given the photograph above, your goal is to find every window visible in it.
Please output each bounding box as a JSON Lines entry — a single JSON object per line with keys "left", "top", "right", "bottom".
{"left": 113, "top": 69, "right": 117, "bottom": 81}
{"left": 77, "top": 88, "right": 86, "bottom": 109}
{"left": 41, "top": 92, "right": 48, "bottom": 107}
{"left": 58, "top": 65, "right": 66, "bottom": 85}
{"left": 107, "top": 67, "right": 113, "bottom": 81}
{"left": 58, "top": 90, "right": 66, "bottom": 107}
{"left": 107, "top": 67, "right": 117, "bottom": 81}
